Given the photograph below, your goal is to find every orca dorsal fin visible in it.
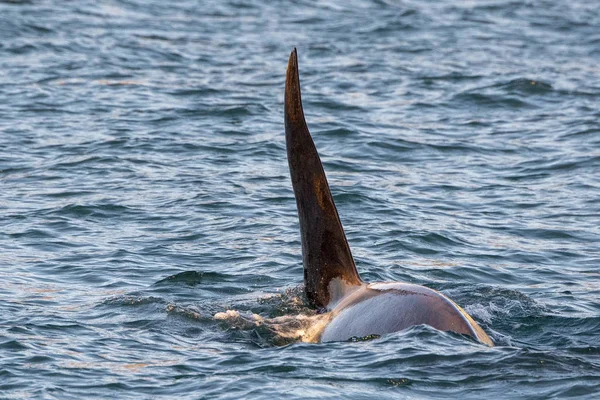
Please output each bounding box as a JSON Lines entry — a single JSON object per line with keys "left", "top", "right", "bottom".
{"left": 284, "top": 48, "right": 362, "bottom": 309}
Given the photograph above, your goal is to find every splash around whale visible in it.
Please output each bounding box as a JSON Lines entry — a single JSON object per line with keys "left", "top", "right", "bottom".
{"left": 283, "top": 48, "right": 493, "bottom": 346}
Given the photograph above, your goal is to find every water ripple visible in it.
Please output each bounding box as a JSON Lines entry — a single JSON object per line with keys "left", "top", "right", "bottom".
{"left": 1, "top": 0, "right": 599, "bottom": 398}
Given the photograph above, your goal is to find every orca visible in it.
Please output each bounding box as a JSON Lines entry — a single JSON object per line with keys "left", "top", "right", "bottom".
{"left": 284, "top": 48, "right": 493, "bottom": 346}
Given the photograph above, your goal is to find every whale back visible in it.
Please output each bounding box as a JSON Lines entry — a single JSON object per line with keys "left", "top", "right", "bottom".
{"left": 320, "top": 283, "right": 494, "bottom": 345}
{"left": 284, "top": 48, "right": 362, "bottom": 309}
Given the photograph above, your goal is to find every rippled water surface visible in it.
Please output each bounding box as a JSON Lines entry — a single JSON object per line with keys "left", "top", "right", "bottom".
{"left": 1, "top": 0, "right": 599, "bottom": 398}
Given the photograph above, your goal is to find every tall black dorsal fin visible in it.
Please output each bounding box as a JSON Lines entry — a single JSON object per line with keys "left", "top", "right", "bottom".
{"left": 284, "top": 48, "right": 362, "bottom": 309}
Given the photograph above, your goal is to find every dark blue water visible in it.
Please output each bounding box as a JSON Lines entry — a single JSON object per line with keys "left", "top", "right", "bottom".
{"left": 1, "top": 0, "right": 599, "bottom": 398}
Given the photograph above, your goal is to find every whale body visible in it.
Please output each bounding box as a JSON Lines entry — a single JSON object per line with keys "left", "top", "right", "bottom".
{"left": 284, "top": 48, "right": 493, "bottom": 346}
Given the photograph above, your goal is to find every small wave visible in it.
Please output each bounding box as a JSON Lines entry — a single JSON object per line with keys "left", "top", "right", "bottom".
{"left": 502, "top": 78, "right": 553, "bottom": 94}
{"left": 165, "top": 303, "right": 209, "bottom": 321}
{"left": 153, "top": 270, "right": 264, "bottom": 291}
{"left": 452, "top": 92, "right": 534, "bottom": 109}
{"left": 469, "top": 286, "right": 546, "bottom": 315}
{"left": 452, "top": 78, "right": 554, "bottom": 110}
{"left": 256, "top": 286, "right": 313, "bottom": 317}
{"left": 213, "top": 309, "right": 330, "bottom": 345}
{"left": 0, "top": 339, "right": 29, "bottom": 351}
{"left": 47, "top": 203, "right": 136, "bottom": 218}
{"left": 52, "top": 155, "right": 121, "bottom": 168}
{"left": 154, "top": 271, "right": 218, "bottom": 287}
{"left": 102, "top": 295, "right": 166, "bottom": 307}
{"left": 8, "top": 228, "right": 55, "bottom": 239}
{"left": 514, "top": 155, "right": 600, "bottom": 176}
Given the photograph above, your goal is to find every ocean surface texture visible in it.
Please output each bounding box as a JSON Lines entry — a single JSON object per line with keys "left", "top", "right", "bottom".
{"left": 1, "top": 0, "right": 599, "bottom": 399}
